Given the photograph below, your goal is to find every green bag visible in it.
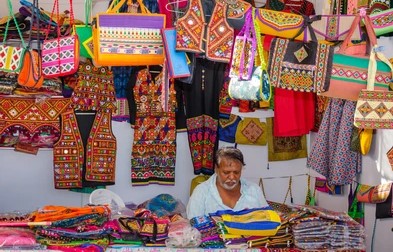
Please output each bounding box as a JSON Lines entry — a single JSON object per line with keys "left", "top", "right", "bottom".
{"left": 73, "top": 0, "right": 93, "bottom": 58}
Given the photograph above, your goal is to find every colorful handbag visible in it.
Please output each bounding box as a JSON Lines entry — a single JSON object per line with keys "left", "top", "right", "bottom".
{"left": 356, "top": 182, "right": 393, "bottom": 203}
{"left": 321, "top": 13, "right": 392, "bottom": 101}
{"left": 0, "top": 0, "right": 27, "bottom": 73}
{"left": 73, "top": 0, "right": 93, "bottom": 58}
{"left": 229, "top": 8, "right": 255, "bottom": 80}
{"left": 93, "top": 0, "right": 166, "bottom": 66}
{"left": 255, "top": 8, "right": 306, "bottom": 41}
{"left": 268, "top": 18, "right": 334, "bottom": 93}
{"left": 17, "top": 0, "right": 44, "bottom": 88}
{"left": 41, "top": 0, "right": 79, "bottom": 78}
{"left": 369, "top": 8, "right": 393, "bottom": 36}
{"left": 235, "top": 117, "right": 267, "bottom": 146}
{"left": 353, "top": 45, "right": 393, "bottom": 129}
{"left": 309, "top": 14, "right": 362, "bottom": 41}
{"left": 218, "top": 114, "right": 242, "bottom": 143}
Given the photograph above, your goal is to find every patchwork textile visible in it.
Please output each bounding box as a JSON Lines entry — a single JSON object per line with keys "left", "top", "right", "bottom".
{"left": 53, "top": 108, "right": 116, "bottom": 189}
{"left": 131, "top": 69, "right": 177, "bottom": 185}
{"left": 0, "top": 97, "right": 71, "bottom": 147}
{"left": 307, "top": 98, "right": 362, "bottom": 185}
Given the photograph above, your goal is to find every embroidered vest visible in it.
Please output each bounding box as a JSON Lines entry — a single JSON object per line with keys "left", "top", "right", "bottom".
{"left": 176, "top": 0, "right": 247, "bottom": 63}
{"left": 53, "top": 108, "right": 116, "bottom": 189}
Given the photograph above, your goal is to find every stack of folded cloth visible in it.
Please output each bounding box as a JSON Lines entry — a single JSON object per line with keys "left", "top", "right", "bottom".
{"left": 190, "top": 215, "right": 224, "bottom": 248}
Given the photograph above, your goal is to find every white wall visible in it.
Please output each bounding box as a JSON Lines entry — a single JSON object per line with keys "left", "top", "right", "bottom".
{"left": 1, "top": 1, "right": 393, "bottom": 251}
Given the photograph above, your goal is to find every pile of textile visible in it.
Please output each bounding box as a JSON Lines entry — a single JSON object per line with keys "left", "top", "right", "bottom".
{"left": 290, "top": 205, "right": 366, "bottom": 251}
{"left": 30, "top": 205, "right": 113, "bottom": 251}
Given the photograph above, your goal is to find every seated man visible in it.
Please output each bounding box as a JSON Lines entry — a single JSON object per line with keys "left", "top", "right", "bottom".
{"left": 187, "top": 147, "right": 269, "bottom": 218}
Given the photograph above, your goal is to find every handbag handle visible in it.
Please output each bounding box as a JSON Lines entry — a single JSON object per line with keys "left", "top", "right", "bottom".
{"left": 84, "top": 0, "right": 93, "bottom": 26}
{"left": 108, "top": 0, "right": 150, "bottom": 14}
{"left": 366, "top": 45, "right": 393, "bottom": 91}
{"left": 339, "top": 9, "right": 377, "bottom": 54}
{"left": 237, "top": 8, "right": 253, "bottom": 78}
{"left": 253, "top": 8, "right": 272, "bottom": 102}
{"left": 3, "top": 0, "right": 26, "bottom": 47}
{"left": 44, "top": 0, "right": 75, "bottom": 40}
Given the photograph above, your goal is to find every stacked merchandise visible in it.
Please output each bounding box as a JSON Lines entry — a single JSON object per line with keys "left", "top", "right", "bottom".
{"left": 30, "top": 205, "right": 113, "bottom": 250}
{"left": 291, "top": 205, "right": 366, "bottom": 251}
{"left": 190, "top": 215, "right": 224, "bottom": 248}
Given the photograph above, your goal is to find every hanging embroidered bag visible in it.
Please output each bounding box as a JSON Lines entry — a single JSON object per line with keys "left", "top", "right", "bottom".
{"left": 321, "top": 12, "right": 392, "bottom": 101}
{"left": 353, "top": 44, "right": 393, "bottom": 129}
{"left": 268, "top": 16, "right": 334, "bottom": 93}
{"left": 356, "top": 182, "right": 393, "bottom": 203}
{"left": 41, "top": 0, "right": 79, "bottom": 78}
{"left": 229, "top": 8, "right": 255, "bottom": 80}
{"left": 92, "top": 0, "right": 165, "bottom": 66}
{"left": 228, "top": 9, "right": 271, "bottom": 102}
{"left": 17, "top": 0, "right": 44, "bottom": 88}
{"left": 0, "top": 0, "right": 27, "bottom": 73}
{"left": 369, "top": 8, "right": 393, "bottom": 36}
{"left": 73, "top": 0, "right": 93, "bottom": 58}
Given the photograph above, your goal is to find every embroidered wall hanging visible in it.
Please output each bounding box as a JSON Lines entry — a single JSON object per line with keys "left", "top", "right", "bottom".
{"left": 0, "top": 97, "right": 71, "bottom": 148}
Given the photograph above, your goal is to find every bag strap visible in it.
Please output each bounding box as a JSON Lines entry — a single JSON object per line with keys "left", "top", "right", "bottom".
{"left": 253, "top": 8, "right": 272, "bottom": 102}
{"left": 292, "top": 14, "right": 320, "bottom": 42}
{"left": 4, "top": 0, "right": 26, "bottom": 47}
{"left": 237, "top": 8, "right": 253, "bottom": 78}
{"left": 259, "top": 178, "right": 267, "bottom": 199}
{"left": 84, "top": 0, "right": 93, "bottom": 26}
{"left": 108, "top": 0, "right": 150, "bottom": 14}
{"left": 339, "top": 8, "right": 377, "bottom": 54}
{"left": 366, "top": 44, "right": 393, "bottom": 91}
{"left": 45, "top": 0, "right": 75, "bottom": 40}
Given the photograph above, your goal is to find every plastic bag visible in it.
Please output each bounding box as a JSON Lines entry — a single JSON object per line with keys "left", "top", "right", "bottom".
{"left": 165, "top": 218, "right": 201, "bottom": 248}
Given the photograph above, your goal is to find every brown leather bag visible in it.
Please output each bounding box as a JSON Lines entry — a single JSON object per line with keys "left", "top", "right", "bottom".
{"left": 17, "top": 49, "right": 44, "bottom": 88}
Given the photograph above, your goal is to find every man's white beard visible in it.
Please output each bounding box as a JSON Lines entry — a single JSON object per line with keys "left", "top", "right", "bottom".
{"left": 220, "top": 179, "right": 238, "bottom": 190}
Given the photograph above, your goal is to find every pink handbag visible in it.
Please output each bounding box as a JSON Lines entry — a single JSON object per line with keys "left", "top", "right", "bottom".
{"left": 41, "top": 0, "right": 79, "bottom": 78}
{"left": 320, "top": 12, "right": 392, "bottom": 101}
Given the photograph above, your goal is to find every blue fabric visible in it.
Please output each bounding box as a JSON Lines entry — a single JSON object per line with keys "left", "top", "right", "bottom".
{"left": 186, "top": 174, "right": 269, "bottom": 219}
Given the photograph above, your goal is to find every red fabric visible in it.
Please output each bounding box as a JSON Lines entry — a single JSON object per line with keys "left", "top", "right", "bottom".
{"left": 159, "top": 0, "right": 173, "bottom": 28}
{"left": 273, "top": 88, "right": 315, "bottom": 137}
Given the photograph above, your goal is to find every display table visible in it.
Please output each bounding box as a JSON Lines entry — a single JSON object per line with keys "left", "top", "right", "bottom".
{"left": 105, "top": 247, "right": 364, "bottom": 252}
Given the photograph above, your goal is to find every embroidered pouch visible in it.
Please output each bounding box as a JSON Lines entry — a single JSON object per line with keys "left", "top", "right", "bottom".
{"left": 235, "top": 117, "right": 267, "bottom": 146}
{"left": 228, "top": 66, "right": 265, "bottom": 101}
{"left": 268, "top": 33, "right": 334, "bottom": 93}
{"left": 218, "top": 114, "right": 241, "bottom": 143}
{"left": 387, "top": 146, "right": 393, "bottom": 169}
{"left": 92, "top": 0, "right": 165, "bottom": 66}
{"left": 309, "top": 14, "right": 362, "bottom": 41}
{"left": 356, "top": 183, "right": 392, "bottom": 203}
{"left": 256, "top": 8, "right": 306, "bottom": 41}
{"left": 376, "top": 187, "right": 393, "bottom": 218}
{"left": 369, "top": 8, "right": 393, "bottom": 36}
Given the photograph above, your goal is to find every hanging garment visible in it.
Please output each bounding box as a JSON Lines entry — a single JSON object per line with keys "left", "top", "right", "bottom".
{"left": 273, "top": 87, "right": 316, "bottom": 137}
{"left": 131, "top": 69, "right": 177, "bottom": 185}
{"left": 176, "top": 0, "right": 246, "bottom": 62}
{"left": 179, "top": 58, "right": 227, "bottom": 175}
{"left": 0, "top": 97, "right": 71, "bottom": 148}
{"left": 71, "top": 59, "right": 116, "bottom": 111}
{"left": 307, "top": 98, "right": 362, "bottom": 185}
{"left": 53, "top": 107, "right": 116, "bottom": 189}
